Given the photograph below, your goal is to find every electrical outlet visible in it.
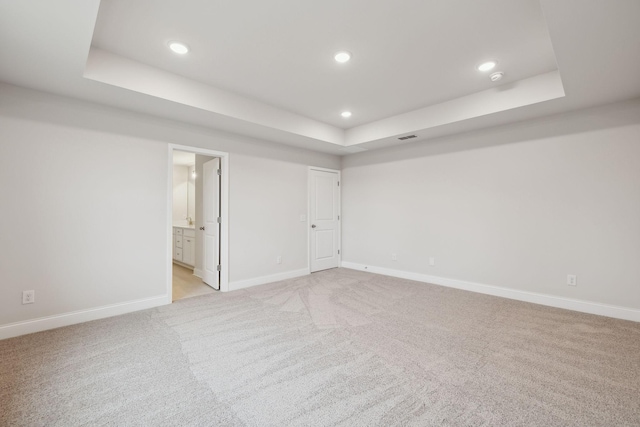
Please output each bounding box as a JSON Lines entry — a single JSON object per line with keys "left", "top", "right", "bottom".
{"left": 277, "top": 255, "right": 282, "bottom": 264}
{"left": 429, "top": 257, "right": 435, "bottom": 266}
{"left": 567, "top": 275, "right": 577, "bottom": 286}
{"left": 22, "top": 290, "right": 35, "bottom": 304}
{"left": 391, "top": 253, "right": 397, "bottom": 261}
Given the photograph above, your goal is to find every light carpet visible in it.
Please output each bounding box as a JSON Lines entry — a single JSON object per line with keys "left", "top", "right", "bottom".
{"left": 1, "top": 268, "right": 639, "bottom": 426}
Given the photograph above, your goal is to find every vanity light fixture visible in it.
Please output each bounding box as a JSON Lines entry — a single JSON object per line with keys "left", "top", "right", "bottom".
{"left": 169, "top": 42, "right": 189, "bottom": 54}
{"left": 477, "top": 61, "right": 497, "bottom": 72}
{"left": 341, "top": 111, "right": 352, "bottom": 118}
{"left": 192, "top": 170, "right": 196, "bottom": 178}
{"left": 334, "top": 51, "right": 351, "bottom": 63}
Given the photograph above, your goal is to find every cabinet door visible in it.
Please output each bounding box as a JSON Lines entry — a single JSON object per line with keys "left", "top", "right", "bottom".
{"left": 172, "top": 234, "right": 177, "bottom": 259}
{"left": 182, "top": 236, "right": 195, "bottom": 266}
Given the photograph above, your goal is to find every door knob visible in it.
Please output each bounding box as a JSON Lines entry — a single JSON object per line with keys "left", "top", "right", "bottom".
{"left": 199, "top": 226, "right": 205, "bottom": 231}
{"left": 311, "top": 224, "right": 316, "bottom": 228}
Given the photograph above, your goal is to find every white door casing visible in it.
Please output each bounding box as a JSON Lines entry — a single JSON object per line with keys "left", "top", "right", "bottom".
{"left": 309, "top": 167, "right": 340, "bottom": 272}
{"left": 168, "top": 144, "right": 229, "bottom": 299}
{"left": 203, "top": 158, "right": 220, "bottom": 289}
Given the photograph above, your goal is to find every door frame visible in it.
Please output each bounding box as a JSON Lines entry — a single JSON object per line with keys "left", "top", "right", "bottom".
{"left": 167, "top": 144, "right": 230, "bottom": 301}
{"left": 307, "top": 166, "right": 341, "bottom": 272}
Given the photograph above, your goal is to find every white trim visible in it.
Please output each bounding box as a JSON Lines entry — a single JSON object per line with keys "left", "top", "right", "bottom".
{"left": 308, "top": 166, "right": 341, "bottom": 273}
{"left": 172, "top": 259, "right": 195, "bottom": 269}
{"left": 168, "top": 144, "right": 230, "bottom": 294}
{"left": 0, "top": 295, "right": 167, "bottom": 341}
{"left": 340, "top": 262, "right": 640, "bottom": 323}
{"left": 309, "top": 166, "right": 341, "bottom": 174}
{"left": 193, "top": 268, "right": 203, "bottom": 279}
{"left": 166, "top": 148, "right": 174, "bottom": 303}
{"left": 229, "top": 268, "right": 310, "bottom": 292}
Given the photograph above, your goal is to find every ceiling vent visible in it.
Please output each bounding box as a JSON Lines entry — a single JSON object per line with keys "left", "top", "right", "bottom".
{"left": 398, "top": 134, "right": 417, "bottom": 141}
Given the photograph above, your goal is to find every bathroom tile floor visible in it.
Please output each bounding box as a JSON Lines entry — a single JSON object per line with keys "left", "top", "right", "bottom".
{"left": 172, "top": 263, "right": 216, "bottom": 301}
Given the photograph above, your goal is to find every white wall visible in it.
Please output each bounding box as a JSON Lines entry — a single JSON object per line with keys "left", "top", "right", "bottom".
{"left": 342, "top": 99, "right": 640, "bottom": 312}
{"left": 0, "top": 83, "right": 339, "bottom": 335}
{"left": 172, "top": 164, "right": 189, "bottom": 224}
{"left": 187, "top": 164, "right": 195, "bottom": 222}
{"left": 0, "top": 106, "right": 168, "bottom": 327}
{"left": 228, "top": 154, "right": 312, "bottom": 282}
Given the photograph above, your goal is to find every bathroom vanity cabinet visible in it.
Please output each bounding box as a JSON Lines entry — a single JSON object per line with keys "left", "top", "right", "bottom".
{"left": 173, "top": 226, "right": 195, "bottom": 266}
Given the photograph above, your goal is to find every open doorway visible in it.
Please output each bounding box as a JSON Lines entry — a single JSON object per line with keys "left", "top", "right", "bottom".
{"left": 168, "top": 145, "right": 229, "bottom": 302}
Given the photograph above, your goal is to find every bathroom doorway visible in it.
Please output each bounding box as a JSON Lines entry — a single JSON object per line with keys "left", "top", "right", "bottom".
{"left": 168, "top": 145, "right": 229, "bottom": 302}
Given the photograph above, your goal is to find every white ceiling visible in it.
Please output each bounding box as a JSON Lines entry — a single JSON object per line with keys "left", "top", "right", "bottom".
{"left": 1, "top": 0, "right": 639, "bottom": 155}
{"left": 92, "top": 0, "right": 558, "bottom": 129}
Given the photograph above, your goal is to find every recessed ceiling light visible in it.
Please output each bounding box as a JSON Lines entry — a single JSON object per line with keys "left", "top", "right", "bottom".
{"left": 169, "top": 42, "right": 189, "bottom": 54}
{"left": 490, "top": 71, "right": 504, "bottom": 82}
{"left": 477, "top": 61, "right": 497, "bottom": 72}
{"left": 341, "top": 111, "right": 352, "bottom": 118}
{"left": 334, "top": 51, "right": 351, "bottom": 63}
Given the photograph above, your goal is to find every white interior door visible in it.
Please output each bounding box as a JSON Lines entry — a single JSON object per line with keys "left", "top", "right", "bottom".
{"left": 309, "top": 168, "right": 340, "bottom": 272}
{"left": 203, "top": 158, "right": 220, "bottom": 289}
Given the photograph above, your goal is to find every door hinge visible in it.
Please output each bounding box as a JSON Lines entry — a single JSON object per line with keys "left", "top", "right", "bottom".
{"left": 337, "top": 181, "right": 340, "bottom": 186}
{"left": 338, "top": 215, "right": 340, "bottom": 220}
{"left": 217, "top": 217, "right": 221, "bottom": 224}
{"left": 338, "top": 249, "right": 340, "bottom": 255}
{"left": 217, "top": 169, "right": 221, "bottom": 176}
{"left": 216, "top": 265, "right": 221, "bottom": 272}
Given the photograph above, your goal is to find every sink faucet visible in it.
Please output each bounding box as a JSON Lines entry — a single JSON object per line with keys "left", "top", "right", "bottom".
{"left": 186, "top": 216, "right": 193, "bottom": 225}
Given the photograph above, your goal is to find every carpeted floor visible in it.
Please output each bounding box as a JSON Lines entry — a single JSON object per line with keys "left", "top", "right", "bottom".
{"left": 1, "top": 268, "right": 639, "bottom": 426}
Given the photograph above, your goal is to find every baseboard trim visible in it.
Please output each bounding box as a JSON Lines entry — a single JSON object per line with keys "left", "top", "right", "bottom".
{"left": 341, "top": 262, "right": 640, "bottom": 323}
{"left": 229, "top": 268, "right": 310, "bottom": 292}
{"left": 172, "top": 260, "right": 194, "bottom": 270}
{"left": 0, "top": 295, "right": 169, "bottom": 340}
{"left": 193, "top": 268, "right": 203, "bottom": 279}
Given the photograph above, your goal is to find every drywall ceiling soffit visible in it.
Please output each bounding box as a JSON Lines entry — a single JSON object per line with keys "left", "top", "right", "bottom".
{"left": 85, "top": 0, "right": 564, "bottom": 149}
{"left": 1, "top": 1, "right": 639, "bottom": 155}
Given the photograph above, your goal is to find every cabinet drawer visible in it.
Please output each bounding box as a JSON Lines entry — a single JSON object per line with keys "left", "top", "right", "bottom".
{"left": 183, "top": 229, "right": 196, "bottom": 238}
{"left": 175, "top": 235, "right": 183, "bottom": 248}
{"left": 174, "top": 227, "right": 183, "bottom": 236}
{"left": 175, "top": 248, "right": 182, "bottom": 260}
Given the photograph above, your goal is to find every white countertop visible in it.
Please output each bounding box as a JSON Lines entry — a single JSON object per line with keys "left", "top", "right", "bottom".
{"left": 173, "top": 224, "right": 195, "bottom": 229}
